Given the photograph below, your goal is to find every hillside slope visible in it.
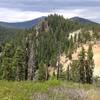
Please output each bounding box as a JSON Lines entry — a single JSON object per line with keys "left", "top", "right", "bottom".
{"left": 70, "top": 17, "right": 99, "bottom": 25}
{"left": 1, "top": 14, "right": 100, "bottom": 82}
{"left": 60, "top": 42, "right": 100, "bottom": 76}
{"left": 0, "top": 26, "right": 21, "bottom": 44}
{"left": 0, "top": 17, "right": 45, "bottom": 29}
{"left": 58, "top": 28, "right": 100, "bottom": 76}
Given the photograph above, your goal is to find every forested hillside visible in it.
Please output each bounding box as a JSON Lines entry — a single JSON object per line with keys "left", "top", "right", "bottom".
{"left": 70, "top": 17, "right": 98, "bottom": 25}
{"left": 0, "top": 17, "right": 45, "bottom": 29}
{"left": 0, "top": 14, "right": 100, "bottom": 83}
{"left": 0, "top": 26, "right": 23, "bottom": 44}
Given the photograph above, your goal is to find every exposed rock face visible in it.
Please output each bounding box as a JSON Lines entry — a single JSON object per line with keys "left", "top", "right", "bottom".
{"left": 58, "top": 43, "right": 100, "bottom": 76}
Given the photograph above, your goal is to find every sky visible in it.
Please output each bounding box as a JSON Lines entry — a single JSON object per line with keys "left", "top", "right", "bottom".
{"left": 0, "top": 0, "right": 100, "bottom": 22}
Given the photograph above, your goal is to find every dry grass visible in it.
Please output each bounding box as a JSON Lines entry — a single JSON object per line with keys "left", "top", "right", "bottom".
{"left": 31, "top": 81, "right": 100, "bottom": 100}
{"left": 31, "top": 87, "right": 100, "bottom": 100}
{"left": 87, "top": 89, "right": 100, "bottom": 100}
{"left": 0, "top": 80, "right": 100, "bottom": 100}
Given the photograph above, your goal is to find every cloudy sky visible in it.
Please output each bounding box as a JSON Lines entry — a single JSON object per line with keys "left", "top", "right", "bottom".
{"left": 0, "top": 0, "right": 100, "bottom": 22}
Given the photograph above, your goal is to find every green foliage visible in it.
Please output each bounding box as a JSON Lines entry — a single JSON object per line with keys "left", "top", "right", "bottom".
{"left": 86, "top": 44, "right": 94, "bottom": 83}
{"left": 38, "top": 62, "right": 46, "bottom": 81}
{"left": 1, "top": 43, "right": 14, "bottom": 80}
{"left": 78, "top": 47, "right": 86, "bottom": 83}
{"left": 0, "top": 80, "right": 97, "bottom": 100}
{"left": 36, "top": 14, "right": 81, "bottom": 70}
{"left": 0, "top": 26, "right": 22, "bottom": 44}
{"left": 70, "top": 46, "right": 94, "bottom": 84}
{"left": 0, "top": 80, "right": 61, "bottom": 100}
{"left": 0, "top": 14, "right": 97, "bottom": 81}
{"left": 70, "top": 60, "right": 79, "bottom": 82}
{"left": 12, "top": 46, "right": 26, "bottom": 81}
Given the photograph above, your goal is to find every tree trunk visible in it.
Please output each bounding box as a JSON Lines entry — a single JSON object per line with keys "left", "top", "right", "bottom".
{"left": 57, "top": 64, "right": 60, "bottom": 80}
{"left": 45, "top": 65, "right": 48, "bottom": 80}
{"left": 27, "top": 34, "right": 36, "bottom": 80}
{"left": 67, "top": 65, "right": 70, "bottom": 81}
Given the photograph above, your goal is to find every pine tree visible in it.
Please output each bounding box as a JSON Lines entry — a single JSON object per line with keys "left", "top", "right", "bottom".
{"left": 78, "top": 47, "right": 86, "bottom": 83}
{"left": 38, "top": 62, "right": 46, "bottom": 81}
{"left": 86, "top": 44, "right": 94, "bottom": 83}
{"left": 70, "top": 60, "right": 79, "bottom": 82}
{"left": 12, "top": 46, "right": 26, "bottom": 81}
{"left": 1, "top": 43, "right": 14, "bottom": 80}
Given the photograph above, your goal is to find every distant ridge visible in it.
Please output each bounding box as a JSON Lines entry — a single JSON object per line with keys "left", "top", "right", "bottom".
{"left": 0, "top": 17, "right": 45, "bottom": 29}
{"left": 70, "top": 17, "right": 98, "bottom": 25}
{"left": 0, "top": 16, "right": 99, "bottom": 29}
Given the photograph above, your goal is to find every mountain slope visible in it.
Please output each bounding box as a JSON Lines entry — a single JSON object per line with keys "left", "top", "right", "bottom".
{"left": 70, "top": 17, "right": 98, "bottom": 25}
{"left": 1, "top": 14, "right": 100, "bottom": 82}
{"left": 0, "top": 17, "right": 45, "bottom": 29}
{"left": 0, "top": 25, "right": 22, "bottom": 45}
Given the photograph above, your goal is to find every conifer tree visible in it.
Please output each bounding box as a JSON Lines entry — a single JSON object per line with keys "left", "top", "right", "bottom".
{"left": 86, "top": 44, "right": 94, "bottom": 83}
{"left": 38, "top": 62, "right": 46, "bottom": 81}
{"left": 70, "top": 60, "right": 79, "bottom": 82}
{"left": 2, "top": 43, "right": 14, "bottom": 80}
{"left": 78, "top": 47, "right": 86, "bottom": 83}
{"left": 12, "top": 46, "right": 26, "bottom": 81}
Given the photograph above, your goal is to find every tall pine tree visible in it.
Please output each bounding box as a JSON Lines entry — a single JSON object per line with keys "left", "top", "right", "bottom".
{"left": 12, "top": 46, "right": 26, "bottom": 81}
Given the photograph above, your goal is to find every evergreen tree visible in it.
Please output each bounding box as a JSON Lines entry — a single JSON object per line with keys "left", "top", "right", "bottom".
{"left": 86, "top": 44, "right": 94, "bottom": 83}
{"left": 38, "top": 62, "right": 46, "bottom": 81}
{"left": 1, "top": 43, "right": 14, "bottom": 80}
{"left": 12, "top": 46, "right": 26, "bottom": 81}
{"left": 70, "top": 60, "right": 79, "bottom": 82}
{"left": 78, "top": 47, "right": 86, "bottom": 83}
{"left": 0, "top": 14, "right": 96, "bottom": 82}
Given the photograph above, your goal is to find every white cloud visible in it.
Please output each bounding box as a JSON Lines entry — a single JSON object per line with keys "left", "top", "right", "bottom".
{"left": 0, "top": 8, "right": 49, "bottom": 22}
{"left": 0, "top": 8, "right": 85, "bottom": 22}
{"left": 52, "top": 9, "right": 85, "bottom": 18}
{"left": 0, "top": 7, "right": 100, "bottom": 23}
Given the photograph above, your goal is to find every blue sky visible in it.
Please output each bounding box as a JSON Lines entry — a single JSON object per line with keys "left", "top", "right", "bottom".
{"left": 0, "top": 0, "right": 100, "bottom": 22}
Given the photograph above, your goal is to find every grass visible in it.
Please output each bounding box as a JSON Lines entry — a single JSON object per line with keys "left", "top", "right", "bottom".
{"left": 0, "top": 80, "right": 100, "bottom": 100}
{"left": 0, "top": 80, "right": 61, "bottom": 100}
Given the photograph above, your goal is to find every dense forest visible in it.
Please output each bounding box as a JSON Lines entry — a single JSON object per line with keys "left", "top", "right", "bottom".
{"left": 0, "top": 26, "right": 23, "bottom": 44}
{"left": 0, "top": 14, "right": 100, "bottom": 84}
